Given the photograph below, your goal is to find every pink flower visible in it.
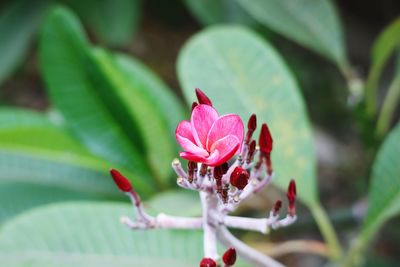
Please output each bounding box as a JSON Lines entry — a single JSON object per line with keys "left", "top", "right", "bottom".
{"left": 176, "top": 104, "right": 244, "bottom": 166}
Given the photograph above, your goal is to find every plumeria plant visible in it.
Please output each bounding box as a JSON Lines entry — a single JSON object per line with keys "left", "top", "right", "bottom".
{"left": 110, "top": 89, "right": 297, "bottom": 267}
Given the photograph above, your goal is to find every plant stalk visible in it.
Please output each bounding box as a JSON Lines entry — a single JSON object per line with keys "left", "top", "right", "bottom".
{"left": 376, "top": 75, "right": 400, "bottom": 137}
{"left": 310, "top": 203, "right": 343, "bottom": 261}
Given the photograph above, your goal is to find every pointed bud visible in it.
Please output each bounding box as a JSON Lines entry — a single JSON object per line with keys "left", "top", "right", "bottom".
{"left": 247, "top": 114, "right": 257, "bottom": 132}
{"left": 214, "top": 162, "right": 229, "bottom": 180}
{"left": 246, "top": 140, "right": 256, "bottom": 164}
{"left": 200, "top": 163, "right": 208, "bottom": 177}
{"left": 192, "top": 102, "right": 198, "bottom": 111}
{"left": 272, "top": 200, "right": 282, "bottom": 216}
{"left": 195, "top": 88, "right": 212, "bottom": 106}
{"left": 230, "top": 167, "right": 249, "bottom": 190}
{"left": 287, "top": 179, "right": 297, "bottom": 216}
{"left": 223, "top": 247, "right": 237, "bottom": 266}
{"left": 188, "top": 161, "right": 197, "bottom": 183}
{"left": 200, "top": 257, "right": 217, "bottom": 267}
{"left": 245, "top": 114, "right": 257, "bottom": 144}
{"left": 110, "top": 169, "right": 132, "bottom": 192}
{"left": 259, "top": 123, "right": 273, "bottom": 154}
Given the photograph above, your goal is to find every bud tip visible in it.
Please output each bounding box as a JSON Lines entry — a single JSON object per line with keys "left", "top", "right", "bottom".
{"left": 110, "top": 169, "right": 132, "bottom": 192}
{"left": 223, "top": 247, "right": 237, "bottom": 266}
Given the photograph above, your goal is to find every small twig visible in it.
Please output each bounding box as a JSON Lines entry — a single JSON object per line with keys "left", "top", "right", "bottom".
{"left": 201, "top": 191, "right": 219, "bottom": 260}
{"left": 249, "top": 240, "right": 330, "bottom": 258}
{"left": 217, "top": 226, "right": 286, "bottom": 267}
{"left": 121, "top": 214, "right": 203, "bottom": 229}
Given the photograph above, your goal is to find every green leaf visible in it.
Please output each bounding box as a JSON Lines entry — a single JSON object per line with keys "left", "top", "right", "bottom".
{"left": 39, "top": 7, "right": 153, "bottom": 184}
{"left": 146, "top": 190, "right": 201, "bottom": 217}
{"left": 113, "top": 53, "right": 186, "bottom": 140}
{"left": 177, "top": 26, "right": 317, "bottom": 205}
{"left": 0, "top": 0, "right": 49, "bottom": 85}
{"left": 236, "top": 0, "right": 347, "bottom": 66}
{"left": 366, "top": 18, "right": 400, "bottom": 116}
{"left": 344, "top": 123, "right": 400, "bottom": 266}
{"left": 0, "top": 202, "right": 205, "bottom": 267}
{"left": 363, "top": 122, "right": 400, "bottom": 240}
{"left": 0, "top": 182, "right": 94, "bottom": 225}
{"left": 0, "top": 108, "right": 154, "bottom": 197}
{"left": 0, "top": 107, "right": 50, "bottom": 128}
{"left": 63, "top": 0, "right": 140, "bottom": 47}
{"left": 88, "top": 48, "right": 184, "bottom": 185}
{"left": 184, "top": 0, "right": 254, "bottom": 26}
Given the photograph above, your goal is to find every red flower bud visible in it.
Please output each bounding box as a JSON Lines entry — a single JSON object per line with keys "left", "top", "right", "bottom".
{"left": 110, "top": 169, "right": 132, "bottom": 192}
{"left": 200, "top": 257, "right": 216, "bottom": 267}
{"left": 195, "top": 88, "right": 213, "bottom": 106}
{"left": 230, "top": 167, "right": 249, "bottom": 190}
{"left": 245, "top": 114, "right": 257, "bottom": 144}
{"left": 213, "top": 162, "right": 229, "bottom": 180}
{"left": 272, "top": 199, "right": 282, "bottom": 216}
{"left": 223, "top": 247, "right": 237, "bottom": 266}
{"left": 259, "top": 123, "right": 273, "bottom": 154}
{"left": 287, "top": 179, "right": 297, "bottom": 216}
{"left": 188, "top": 161, "right": 197, "bottom": 183}
{"left": 246, "top": 140, "right": 256, "bottom": 164}
{"left": 192, "top": 101, "right": 198, "bottom": 111}
{"left": 247, "top": 114, "right": 257, "bottom": 132}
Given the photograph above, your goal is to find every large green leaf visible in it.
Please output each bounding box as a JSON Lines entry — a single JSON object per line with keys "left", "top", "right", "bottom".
{"left": 39, "top": 7, "right": 153, "bottom": 183}
{"left": 0, "top": 202, "right": 205, "bottom": 267}
{"left": 236, "top": 0, "right": 347, "bottom": 66}
{"left": 177, "top": 26, "right": 317, "bottom": 205}
{"left": 344, "top": 123, "right": 400, "bottom": 266}
{"left": 0, "top": 202, "right": 253, "bottom": 266}
{"left": 0, "top": 0, "right": 49, "bottom": 85}
{"left": 366, "top": 18, "right": 400, "bottom": 116}
{"left": 87, "top": 48, "right": 183, "bottom": 185}
{"left": 0, "top": 108, "right": 153, "bottom": 197}
{"left": 184, "top": 0, "right": 254, "bottom": 26}
{"left": 113, "top": 53, "right": 186, "bottom": 140}
{"left": 0, "top": 182, "right": 94, "bottom": 225}
{"left": 363, "top": 122, "right": 400, "bottom": 240}
{"left": 63, "top": 0, "right": 140, "bottom": 47}
{"left": 146, "top": 190, "right": 201, "bottom": 217}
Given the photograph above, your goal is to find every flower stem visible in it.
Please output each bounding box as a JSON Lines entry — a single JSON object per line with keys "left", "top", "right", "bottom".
{"left": 310, "top": 203, "right": 343, "bottom": 261}
{"left": 376, "top": 75, "right": 400, "bottom": 138}
{"left": 341, "top": 222, "right": 380, "bottom": 267}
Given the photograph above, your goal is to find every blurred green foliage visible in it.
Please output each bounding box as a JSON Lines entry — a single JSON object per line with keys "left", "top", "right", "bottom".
{"left": 0, "top": 1, "right": 399, "bottom": 266}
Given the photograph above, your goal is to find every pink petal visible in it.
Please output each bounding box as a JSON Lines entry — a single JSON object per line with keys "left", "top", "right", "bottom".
{"left": 175, "top": 120, "right": 195, "bottom": 143}
{"left": 206, "top": 114, "right": 244, "bottom": 151}
{"left": 206, "top": 135, "right": 241, "bottom": 166}
{"left": 180, "top": 151, "right": 208, "bottom": 164}
{"left": 176, "top": 121, "right": 209, "bottom": 156}
{"left": 176, "top": 135, "right": 209, "bottom": 157}
{"left": 191, "top": 104, "right": 219, "bottom": 148}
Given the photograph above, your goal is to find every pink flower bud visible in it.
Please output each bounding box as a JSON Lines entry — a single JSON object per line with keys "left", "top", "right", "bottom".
{"left": 195, "top": 88, "right": 213, "bottom": 106}
{"left": 230, "top": 167, "right": 249, "bottom": 190}
{"left": 109, "top": 169, "right": 132, "bottom": 192}
{"left": 199, "top": 257, "right": 217, "bottom": 267}
{"left": 222, "top": 247, "right": 237, "bottom": 266}
{"left": 259, "top": 123, "right": 273, "bottom": 154}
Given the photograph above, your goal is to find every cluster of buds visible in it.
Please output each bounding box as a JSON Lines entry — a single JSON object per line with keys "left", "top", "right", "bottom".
{"left": 110, "top": 89, "right": 297, "bottom": 267}
{"left": 200, "top": 247, "right": 237, "bottom": 267}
